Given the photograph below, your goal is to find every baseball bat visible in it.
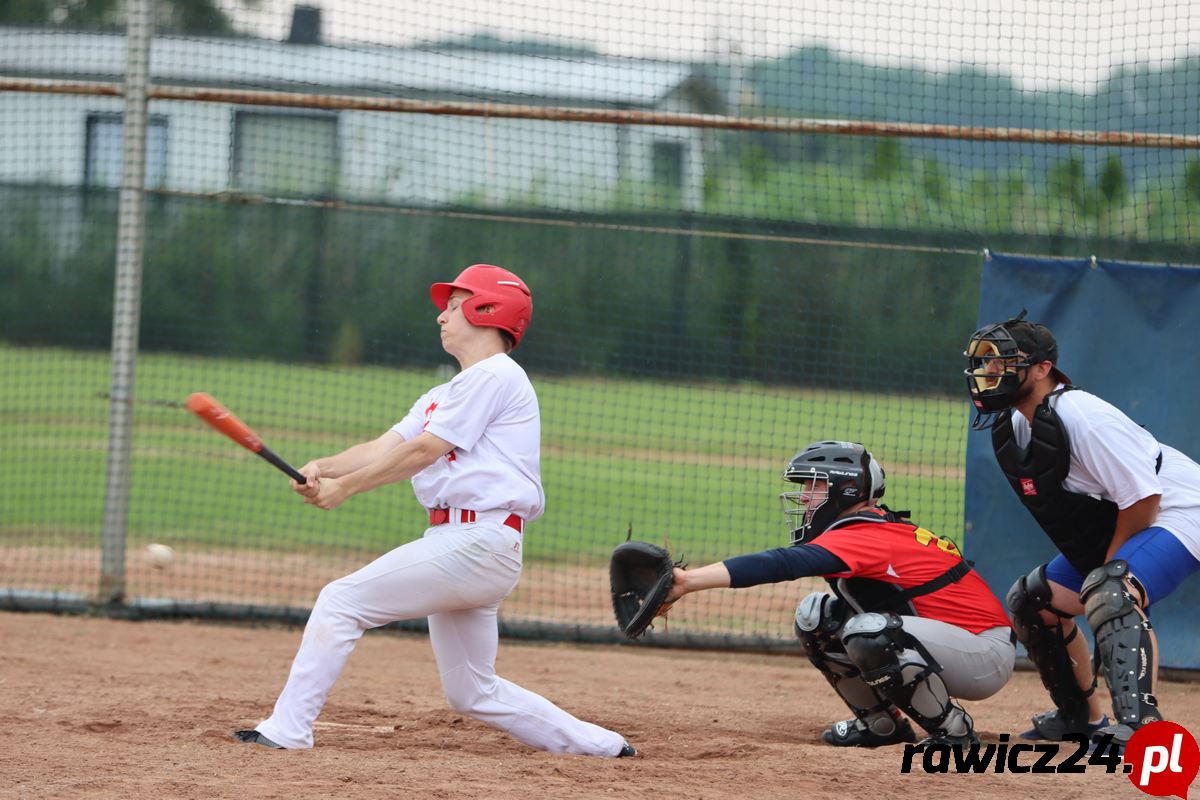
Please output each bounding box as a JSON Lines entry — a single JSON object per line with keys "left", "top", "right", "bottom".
{"left": 185, "top": 392, "right": 307, "bottom": 484}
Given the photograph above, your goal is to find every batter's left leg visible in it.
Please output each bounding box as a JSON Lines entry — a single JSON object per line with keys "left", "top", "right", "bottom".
{"left": 429, "top": 603, "right": 628, "bottom": 757}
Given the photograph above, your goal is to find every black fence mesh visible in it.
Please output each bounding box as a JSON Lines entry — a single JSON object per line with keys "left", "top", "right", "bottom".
{"left": 2, "top": 1, "right": 1198, "bottom": 647}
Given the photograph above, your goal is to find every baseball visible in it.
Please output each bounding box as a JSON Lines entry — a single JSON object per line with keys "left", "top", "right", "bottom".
{"left": 146, "top": 543, "right": 175, "bottom": 569}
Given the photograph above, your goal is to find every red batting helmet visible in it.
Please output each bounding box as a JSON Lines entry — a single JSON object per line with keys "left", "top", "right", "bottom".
{"left": 430, "top": 264, "right": 533, "bottom": 346}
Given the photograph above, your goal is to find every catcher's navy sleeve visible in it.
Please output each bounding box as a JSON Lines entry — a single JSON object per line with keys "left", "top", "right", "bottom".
{"left": 723, "top": 544, "right": 848, "bottom": 588}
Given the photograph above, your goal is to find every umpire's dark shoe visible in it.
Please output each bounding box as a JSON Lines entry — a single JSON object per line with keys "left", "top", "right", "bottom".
{"left": 822, "top": 717, "right": 917, "bottom": 747}
{"left": 1019, "top": 709, "right": 1109, "bottom": 741}
{"left": 1088, "top": 722, "right": 1136, "bottom": 756}
{"left": 233, "top": 729, "right": 284, "bottom": 749}
{"left": 617, "top": 741, "right": 637, "bottom": 758}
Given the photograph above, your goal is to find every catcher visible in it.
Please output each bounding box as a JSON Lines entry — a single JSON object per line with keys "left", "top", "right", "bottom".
{"left": 615, "top": 441, "right": 1015, "bottom": 747}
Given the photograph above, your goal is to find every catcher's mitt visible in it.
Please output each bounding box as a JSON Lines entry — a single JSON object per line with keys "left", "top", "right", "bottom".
{"left": 610, "top": 540, "right": 678, "bottom": 639}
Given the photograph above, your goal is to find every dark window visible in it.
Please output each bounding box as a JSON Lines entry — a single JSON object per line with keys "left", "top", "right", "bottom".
{"left": 652, "top": 140, "right": 684, "bottom": 189}
{"left": 84, "top": 113, "right": 168, "bottom": 189}
{"left": 233, "top": 111, "right": 338, "bottom": 197}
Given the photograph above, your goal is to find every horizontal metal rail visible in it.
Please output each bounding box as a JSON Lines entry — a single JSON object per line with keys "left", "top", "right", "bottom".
{"left": 3, "top": 76, "right": 1199, "bottom": 148}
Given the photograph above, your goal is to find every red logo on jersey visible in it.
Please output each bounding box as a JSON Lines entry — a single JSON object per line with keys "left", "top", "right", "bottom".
{"left": 423, "top": 400, "right": 456, "bottom": 461}
{"left": 1020, "top": 478, "right": 1037, "bottom": 496}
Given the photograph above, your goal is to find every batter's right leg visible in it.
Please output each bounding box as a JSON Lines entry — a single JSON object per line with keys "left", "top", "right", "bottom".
{"left": 429, "top": 603, "right": 628, "bottom": 757}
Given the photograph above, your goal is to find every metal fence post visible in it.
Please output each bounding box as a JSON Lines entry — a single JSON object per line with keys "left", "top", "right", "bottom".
{"left": 98, "top": 0, "right": 152, "bottom": 605}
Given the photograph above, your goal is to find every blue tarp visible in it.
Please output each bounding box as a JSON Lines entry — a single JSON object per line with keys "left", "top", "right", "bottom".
{"left": 963, "top": 252, "right": 1200, "bottom": 669}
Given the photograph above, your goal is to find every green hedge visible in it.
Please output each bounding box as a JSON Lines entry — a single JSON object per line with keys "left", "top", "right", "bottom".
{"left": 3, "top": 186, "right": 1194, "bottom": 394}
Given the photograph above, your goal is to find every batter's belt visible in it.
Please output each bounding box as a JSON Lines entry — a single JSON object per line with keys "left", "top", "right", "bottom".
{"left": 428, "top": 506, "right": 524, "bottom": 534}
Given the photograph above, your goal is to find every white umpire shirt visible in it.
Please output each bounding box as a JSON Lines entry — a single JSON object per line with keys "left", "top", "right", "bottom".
{"left": 392, "top": 353, "right": 545, "bottom": 521}
{"left": 1009, "top": 384, "right": 1200, "bottom": 561}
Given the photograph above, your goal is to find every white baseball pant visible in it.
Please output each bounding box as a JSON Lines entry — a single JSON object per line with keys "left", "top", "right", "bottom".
{"left": 253, "top": 518, "right": 627, "bottom": 756}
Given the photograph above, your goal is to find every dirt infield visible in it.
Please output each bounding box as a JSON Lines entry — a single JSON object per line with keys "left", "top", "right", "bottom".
{"left": 2, "top": 612, "right": 1196, "bottom": 800}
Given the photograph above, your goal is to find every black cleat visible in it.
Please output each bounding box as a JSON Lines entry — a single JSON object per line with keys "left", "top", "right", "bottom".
{"left": 617, "top": 741, "right": 637, "bottom": 757}
{"left": 821, "top": 717, "right": 917, "bottom": 748}
{"left": 1088, "top": 723, "right": 1136, "bottom": 756}
{"left": 1019, "top": 709, "right": 1109, "bottom": 741}
{"left": 233, "top": 729, "right": 284, "bottom": 749}
{"left": 918, "top": 730, "right": 982, "bottom": 747}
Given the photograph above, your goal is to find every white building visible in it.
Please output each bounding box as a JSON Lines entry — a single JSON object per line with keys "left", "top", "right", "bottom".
{"left": 0, "top": 29, "right": 724, "bottom": 211}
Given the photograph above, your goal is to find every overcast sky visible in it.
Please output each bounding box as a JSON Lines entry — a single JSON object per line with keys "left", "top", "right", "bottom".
{"left": 230, "top": 0, "right": 1200, "bottom": 92}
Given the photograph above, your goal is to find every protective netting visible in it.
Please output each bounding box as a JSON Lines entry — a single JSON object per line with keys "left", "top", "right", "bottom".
{"left": 2, "top": 1, "right": 1198, "bottom": 648}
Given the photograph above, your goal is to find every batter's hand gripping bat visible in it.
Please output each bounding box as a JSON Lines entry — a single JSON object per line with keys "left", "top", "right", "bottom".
{"left": 185, "top": 392, "right": 307, "bottom": 484}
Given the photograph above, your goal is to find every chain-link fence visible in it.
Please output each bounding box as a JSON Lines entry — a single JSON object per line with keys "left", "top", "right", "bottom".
{"left": 2, "top": 0, "right": 1198, "bottom": 649}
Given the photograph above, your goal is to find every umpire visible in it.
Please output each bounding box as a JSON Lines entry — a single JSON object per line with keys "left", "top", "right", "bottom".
{"left": 965, "top": 313, "right": 1200, "bottom": 750}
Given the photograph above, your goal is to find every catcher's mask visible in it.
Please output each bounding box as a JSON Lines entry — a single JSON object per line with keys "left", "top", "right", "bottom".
{"left": 430, "top": 264, "right": 533, "bottom": 347}
{"left": 964, "top": 310, "right": 1071, "bottom": 429}
{"left": 780, "top": 441, "right": 885, "bottom": 544}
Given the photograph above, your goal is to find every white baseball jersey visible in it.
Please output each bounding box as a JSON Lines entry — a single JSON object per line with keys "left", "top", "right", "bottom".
{"left": 1009, "top": 385, "right": 1200, "bottom": 560}
{"left": 392, "top": 353, "right": 544, "bottom": 521}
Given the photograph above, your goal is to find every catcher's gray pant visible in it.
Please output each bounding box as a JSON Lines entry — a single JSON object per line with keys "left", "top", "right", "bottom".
{"left": 254, "top": 519, "right": 626, "bottom": 756}
{"left": 896, "top": 618, "right": 1015, "bottom": 700}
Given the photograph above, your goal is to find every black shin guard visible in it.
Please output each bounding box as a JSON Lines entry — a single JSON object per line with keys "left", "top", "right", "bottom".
{"left": 794, "top": 593, "right": 896, "bottom": 729}
{"left": 1007, "top": 564, "right": 1094, "bottom": 729}
{"left": 840, "top": 612, "right": 971, "bottom": 739}
{"left": 1081, "top": 561, "right": 1162, "bottom": 729}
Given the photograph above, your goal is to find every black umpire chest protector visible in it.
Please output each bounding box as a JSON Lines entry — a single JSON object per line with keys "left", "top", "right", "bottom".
{"left": 991, "top": 388, "right": 1118, "bottom": 575}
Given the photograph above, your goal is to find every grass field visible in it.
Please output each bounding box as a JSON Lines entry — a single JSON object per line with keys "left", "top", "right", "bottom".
{"left": 0, "top": 344, "right": 970, "bottom": 568}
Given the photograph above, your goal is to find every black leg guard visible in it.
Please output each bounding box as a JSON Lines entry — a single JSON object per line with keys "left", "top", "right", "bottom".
{"left": 841, "top": 612, "right": 975, "bottom": 743}
{"left": 1007, "top": 564, "right": 1094, "bottom": 735}
{"left": 794, "top": 593, "right": 905, "bottom": 742}
{"left": 1081, "top": 560, "right": 1162, "bottom": 730}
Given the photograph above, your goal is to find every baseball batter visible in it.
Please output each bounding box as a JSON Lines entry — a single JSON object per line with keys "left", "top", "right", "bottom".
{"left": 664, "top": 441, "right": 1015, "bottom": 748}
{"left": 966, "top": 313, "right": 1200, "bottom": 750}
{"left": 234, "top": 264, "right": 633, "bottom": 757}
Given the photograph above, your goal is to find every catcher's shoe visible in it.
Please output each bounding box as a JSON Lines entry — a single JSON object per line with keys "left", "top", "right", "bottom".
{"left": 1018, "top": 709, "right": 1109, "bottom": 741}
{"left": 918, "top": 729, "right": 982, "bottom": 748}
{"left": 233, "top": 729, "right": 284, "bottom": 749}
{"left": 821, "top": 717, "right": 917, "bottom": 748}
{"left": 617, "top": 741, "right": 637, "bottom": 758}
{"left": 918, "top": 705, "right": 981, "bottom": 747}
